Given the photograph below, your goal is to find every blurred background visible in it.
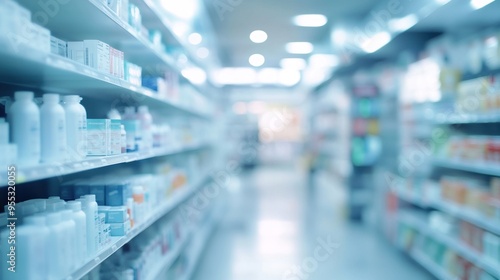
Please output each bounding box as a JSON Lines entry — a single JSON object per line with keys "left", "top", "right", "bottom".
{"left": 1, "top": 0, "right": 500, "bottom": 279}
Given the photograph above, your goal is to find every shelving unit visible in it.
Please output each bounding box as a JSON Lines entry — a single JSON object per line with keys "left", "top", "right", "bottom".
{"left": 0, "top": 1, "right": 223, "bottom": 279}
{"left": 67, "top": 174, "right": 211, "bottom": 280}
{"left": 399, "top": 211, "right": 500, "bottom": 279}
{"left": 0, "top": 142, "right": 212, "bottom": 187}
{"left": 432, "top": 158, "right": 500, "bottom": 177}
{"left": 409, "top": 250, "right": 459, "bottom": 280}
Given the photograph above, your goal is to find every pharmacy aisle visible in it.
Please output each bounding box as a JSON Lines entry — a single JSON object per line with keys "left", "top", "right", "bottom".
{"left": 192, "top": 165, "right": 432, "bottom": 280}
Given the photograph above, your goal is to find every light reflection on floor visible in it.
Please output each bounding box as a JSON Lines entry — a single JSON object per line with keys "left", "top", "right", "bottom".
{"left": 192, "top": 164, "right": 433, "bottom": 280}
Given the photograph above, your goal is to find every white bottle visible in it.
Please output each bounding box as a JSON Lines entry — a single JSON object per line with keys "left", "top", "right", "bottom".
{"left": 9, "top": 91, "right": 41, "bottom": 166}
{"left": 40, "top": 94, "right": 67, "bottom": 163}
{"left": 81, "top": 195, "right": 99, "bottom": 256}
{"left": 0, "top": 118, "right": 8, "bottom": 144}
{"left": 63, "top": 95, "right": 87, "bottom": 160}
{"left": 120, "top": 124, "right": 127, "bottom": 154}
{"left": 60, "top": 209, "right": 77, "bottom": 274}
{"left": 66, "top": 201, "right": 88, "bottom": 264}
{"left": 137, "top": 106, "right": 153, "bottom": 151}
{"left": 45, "top": 212, "right": 67, "bottom": 280}
{"left": 15, "top": 215, "right": 49, "bottom": 280}
{"left": 107, "top": 108, "right": 122, "bottom": 120}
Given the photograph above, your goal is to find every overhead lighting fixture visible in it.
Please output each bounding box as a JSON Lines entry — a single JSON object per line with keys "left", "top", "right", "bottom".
{"left": 293, "top": 14, "right": 328, "bottom": 27}
{"left": 249, "top": 54, "right": 265, "bottom": 67}
{"left": 286, "top": 42, "right": 314, "bottom": 54}
{"left": 388, "top": 14, "right": 418, "bottom": 32}
{"left": 303, "top": 67, "right": 332, "bottom": 86}
{"left": 280, "top": 58, "right": 307, "bottom": 70}
{"left": 250, "top": 30, "right": 268, "bottom": 43}
{"left": 361, "top": 32, "right": 391, "bottom": 53}
{"left": 309, "top": 54, "right": 339, "bottom": 68}
{"left": 470, "top": 0, "right": 495, "bottom": 9}
{"left": 196, "top": 47, "right": 209, "bottom": 59}
{"left": 188, "top": 33, "right": 202, "bottom": 45}
{"left": 211, "top": 68, "right": 257, "bottom": 85}
{"left": 331, "top": 28, "right": 348, "bottom": 46}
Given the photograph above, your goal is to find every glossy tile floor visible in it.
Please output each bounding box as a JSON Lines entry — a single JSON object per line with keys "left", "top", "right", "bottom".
{"left": 192, "top": 164, "right": 434, "bottom": 280}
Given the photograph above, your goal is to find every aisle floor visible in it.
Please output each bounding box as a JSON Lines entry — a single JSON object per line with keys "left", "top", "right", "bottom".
{"left": 192, "top": 164, "right": 433, "bottom": 280}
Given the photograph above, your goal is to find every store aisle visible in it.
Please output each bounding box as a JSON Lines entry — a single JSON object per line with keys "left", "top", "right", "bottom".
{"left": 192, "top": 165, "right": 433, "bottom": 280}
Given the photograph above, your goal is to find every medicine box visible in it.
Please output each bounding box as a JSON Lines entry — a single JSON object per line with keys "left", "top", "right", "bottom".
{"left": 67, "top": 41, "right": 85, "bottom": 64}
{"left": 105, "top": 181, "right": 131, "bottom": 206}
{"left": 84, "top": 40, "right": 111, "bottom": 74}
{"left": 109, "top": 120, "right": 122, "bottom": 155}
{"left": 87, "top": 119, "right": 109, "bottom": 156}
{"left": 51, "top": 36, "right": 67, "bottom": 57}
{"left": 109, "top": 219, "right": 131, "bottom": 236}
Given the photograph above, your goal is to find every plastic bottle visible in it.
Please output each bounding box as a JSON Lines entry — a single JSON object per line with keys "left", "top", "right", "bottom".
{"left": 0, "top": 118, "right": 8, "bottom": 144}
{"left": 137, "top": 106, "right": 153, "bottom": 151}
{"left": 60, "top": 209, "right": 77, "bottom": 273}
{"left": 122, "top": 107, "right": 142, "bottom": 151}
{"left": 9, "top": 91, "right": 41, "bottom": 166}
{"left": 63, "top": 95, "right": 87, "bottom": 160}
{"left": 133, "top": 185, "right": 145, "bottom": 224}
{"left": 45, "top": 212, "right": 67, "bottom": 280}
{"left": 66, "top": 201, "right": 88, "bottom": 264}
{"left": 40, "top": 94, "right": 67, "bottom": 163}
{"left": 15, "top": 215, "right": 49, "bottom": 280}
{"left": 81, "top": 195, "right": 99, "bottom": 256}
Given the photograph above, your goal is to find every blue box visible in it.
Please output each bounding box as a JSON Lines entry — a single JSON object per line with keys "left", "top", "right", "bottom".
{"left": 106, "top": 206, "right": 128, "bottom": 223}
{"left": 74, "top": 181, "right": 90, "bottom": 199}
{"left": 89, "top": 182, "right": 106, "bottom": 206}
{"left": 105, "top": 181, "right": 131, "bottom": 206}
{"left": 109, "top": 220, "right": 131, "bottom": 236}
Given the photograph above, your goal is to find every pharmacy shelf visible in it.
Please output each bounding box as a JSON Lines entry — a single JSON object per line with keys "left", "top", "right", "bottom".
{"left": 14, "top": 0, "right": 209, "bottom": 95}
{"left": 65, "top": 173, "right": 212, "bottom": 280}
{"left": 434, "top": 113, "right": 500, "bottom": 124}
{"left": 410, "top": 250, "right": 458, "bottom": 280}
{"left": 396, "top": 190, "right": 500, "bottom": 236}
{"left": 433, "top": 158, "right": 500, "bottom": 177}
{"left": 178, "top": 215, "right": 218, "bottom": 280}
{"left": 399, "top": 212, "right": 500, "bottom": 279}
{"left": 0, "top": 142, "right": 211, "bottom": 187}
{"left": 0, "top": 45, "right": 211, "bottom": 118}
{"left": 144, "top": 227, "right": 194, "bottom": 280}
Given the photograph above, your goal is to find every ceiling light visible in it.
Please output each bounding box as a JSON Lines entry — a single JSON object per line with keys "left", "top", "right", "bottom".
{"left": 279, "top": 69, "right": 301, "bottom": 86}
{"left": 470, "top": 0, "right": 495, "bottom": 9}
{"left": 309, "top": 54, "right": 339, "bottom": 68}
{"left": 188, "top": 33, "right": 202, "bottom": 45}
{"left": 161, "top": 0, "right": 199, "bottom": 20}
{"left": 361, "top": 32, "right": 391, "bottom": 53}
{"left": 250, "top": 30, "right": 268, "bottom": 43}
{"left": 286, "top": 42, "right": 314, "bottom": 54}
{"left": 388, "top": 14, "right": 418, "bottom": 32}
{"left": 181, "top": 67, "right": 206, "bottom": 85}
{"left": 211, "top": 68, "right": 257, "bottom": 85}
{"left": 257, "top": 68, "right": 280, "bottom": 84}
{"left": 293, "top": 14, "right": 328, "bottom": 27}
{"left": 280, "top": 58, "right": 307, "bottom": 70}
{"left": 249, "top": 54, "right": 265, "bottom": 67}
{"left": 303, "top": 68, "right": 332, "bottom": 86}
{"left": 196, "top": 47, "right": 209, "bottom": 59}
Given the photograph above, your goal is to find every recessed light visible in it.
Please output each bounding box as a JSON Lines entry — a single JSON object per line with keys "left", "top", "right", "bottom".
{"left": 250, "top": 30, "right": 268, "bottom": 43}
{"left": 280, "top": 58, "right": 307, "bottom": 70}
{"left": 285, "top": 42, "right": 314, "bottom": 54}
{"left": 197, "top": 47, "right": 209, "bottom": 59}
{"left": 249, "top": 54, "right": 265, "bottom": 67}
{"left": 188, "top": 33, "right": 202, "bottom": 45}
{"left": 293, "top": 14, "right": 328, "bottom": 27}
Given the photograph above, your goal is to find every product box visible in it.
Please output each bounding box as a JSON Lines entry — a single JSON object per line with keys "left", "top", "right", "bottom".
{"left": 128, "top": 4, "right": 142, "bottom": 31}
{"left": 0, "top": 0, "right": 31, "bottom": 47}
{"left": 105, "top": 181, "right": 131, "bottom": 206}
{"left": 107, "top": 0, "right": 129, "bottom": 23}
{"left": 125, "top": 61, "right": 142, "bottom": 86}
{"left": 105, "top": 206, "right": 128, "bottom": 223}
{"left": 67, "top": 41, "right": 85, "bottom": 64}
{"left": 50, "top": 36, "right": 67, "bottom": 57}
{"left": 122, "top": 120, "right": 140, "bottom": 152}
{"left": 109, "top": 47, "right": 124, "bottom": 79}
{"left": 87, "top": 119, "right": 110, "bottom": 156}
{"left": 84, "top": 40, "right": 111, "bottom": 74}
{"left": 109, "top": 219, "right": 131, "bottom": 236}
{"left": 109, "top": 120, "right": 122, "bottom": 155}
{"left": 29, "top": 23, "right": 51, "bottom": 53}
{"left": 89, "top": 181, "right": 107, "bottom": 205}
{"left": 74, "top": 181, "right": 90, "bottom": 199}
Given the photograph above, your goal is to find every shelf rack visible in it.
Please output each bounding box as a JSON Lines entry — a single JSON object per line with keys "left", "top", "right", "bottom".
{"left": 409, "top": 250, "right": 458, "bottom": 280}
{"left": 399, "top": 211, "right": 500, "bottom": 279}
{"left": 433, "top": 158, "right": 500, "bottom": 177}
{"left": 0, "top": 142, "right": 212, "bottom": 187}
{"left": 65, "top": 173, "right": 212, "bottom": 280}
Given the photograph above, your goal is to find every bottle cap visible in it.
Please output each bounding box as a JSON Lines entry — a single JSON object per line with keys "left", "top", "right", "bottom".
{"left": 14, "top": 91, "right": 34, "bottom": 100}
{"left": 62, "top": 95, "right": 81, "bottom": 103}
{"left": 84, "top": 194, "right": 96, "bottom": 202}
{"left": 43, "top": 93, "right": 60, "bottom": 103}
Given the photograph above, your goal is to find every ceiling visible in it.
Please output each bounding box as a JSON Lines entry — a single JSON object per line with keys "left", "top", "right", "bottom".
{"left": 203, "top": 0, "right": 380, "bottom": 68}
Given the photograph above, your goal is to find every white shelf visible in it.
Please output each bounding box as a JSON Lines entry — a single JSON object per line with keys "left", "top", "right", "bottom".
{"left": 396, "top": 189, "right": 500, "bottom": 236}
{"left": 399, "top": 212, "right": 500, "bottom": 279}
{"left": 65, "top": 174, "right": 211, "bottom": 280}
{"left": 433, "top": 158, "right": 500, "bottom": 176}
{"left": 410, "top": 250, "right": 458, "bottom": 280}
{"left": 434, "top": 113, "right": 500, "bottom": 124}
{"left": 0, "top": 143, "right": 211, "bottom": 187}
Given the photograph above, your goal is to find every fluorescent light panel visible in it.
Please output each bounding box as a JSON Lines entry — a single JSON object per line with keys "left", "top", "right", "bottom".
{"left": 280, "top": 58, "right": 307, "bottom": 70}
{"left": 249, "top": 54, "right": 265, "bottom": 67}
{"left": 293, "top": 14, "right": 328, "bottom": 27}
{"left": 470, "top": 0, "right": 495, "bottom": 9}
{"left": 250, "top": 30, "right": 268, "bottom": 43}
{"left": 211, "top": 68, "right": 300, "bottom": 86}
